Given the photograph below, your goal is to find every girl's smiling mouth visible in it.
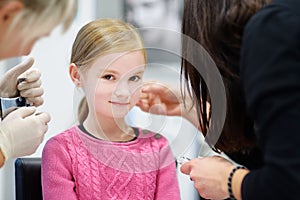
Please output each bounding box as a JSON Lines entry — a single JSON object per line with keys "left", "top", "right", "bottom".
{"left": 109, "top": 101, "right": 130, "bottom": 106}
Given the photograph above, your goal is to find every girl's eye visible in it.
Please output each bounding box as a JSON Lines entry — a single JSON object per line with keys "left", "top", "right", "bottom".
{"left": 129, "top": 75, "right": 141, "bottom": 82}
{"left": 102, "top": 75, "right": 114, "bottom": 80}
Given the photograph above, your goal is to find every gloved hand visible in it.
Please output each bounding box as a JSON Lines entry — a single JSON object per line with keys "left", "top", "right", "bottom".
{"left": 0, "top": 107, "right": 50, "bottom": 161}
{"left": 0, "top": 57, "right": 44, "bottom": 106}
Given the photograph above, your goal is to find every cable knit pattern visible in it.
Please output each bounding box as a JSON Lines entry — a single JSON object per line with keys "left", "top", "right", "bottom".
{"left": 42, "top": 126, "right": 180, "bottom": 200}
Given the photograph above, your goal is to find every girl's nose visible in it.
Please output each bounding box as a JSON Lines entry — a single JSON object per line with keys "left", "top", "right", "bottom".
{"left": 114, "top": 82, "right": 130, "bottom": 98}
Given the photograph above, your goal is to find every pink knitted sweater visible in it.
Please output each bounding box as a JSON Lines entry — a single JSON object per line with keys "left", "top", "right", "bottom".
{"left": 42, "top": 126, "right": 180, "bottom": 200}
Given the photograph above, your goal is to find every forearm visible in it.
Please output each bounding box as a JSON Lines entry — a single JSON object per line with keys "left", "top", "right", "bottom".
{"left": 232, "top": 169, "right": 249, "bottom": 200}
{"left": 182, "top": 104, "right": 201, "bottom": 130}
{"left": 0, "top": 148, "right": 5, "bottom": 168}
{"left": 181, "top": 93, "right": 207, "bottom": 132}
{"left": 0, "top": 125, "right": 8, "bottom": 168}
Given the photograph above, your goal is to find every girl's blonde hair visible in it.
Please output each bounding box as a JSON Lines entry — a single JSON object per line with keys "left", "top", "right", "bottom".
{"left": 1, "top": 0, "right": 76, "bottom": 46}
{"left": 71, "top": 18, "right": 146, "bottom": 123}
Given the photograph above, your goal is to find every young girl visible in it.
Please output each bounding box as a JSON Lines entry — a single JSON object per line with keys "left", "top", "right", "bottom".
{"left": 41, "top": 18, "right": 180, "bottom": 200}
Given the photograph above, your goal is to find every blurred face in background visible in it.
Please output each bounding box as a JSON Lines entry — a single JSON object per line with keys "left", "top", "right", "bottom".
{"left": 125, "top": 0, "right": 167, "bottom": 28}
{"left": 0, "top": 1, "right": 38, "bottom": 59}
{"left": 125, "top": 0, "right": 168, "bottom": 44}
{"left": 0, "top": 23, "right": 50, "bottom": 59}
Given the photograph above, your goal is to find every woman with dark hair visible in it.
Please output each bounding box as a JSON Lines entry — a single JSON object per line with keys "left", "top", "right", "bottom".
{"left": 137, "top": 0, "right": 300, "bottom": 199}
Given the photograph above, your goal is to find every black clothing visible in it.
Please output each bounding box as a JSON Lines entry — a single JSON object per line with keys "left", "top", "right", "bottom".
{"left": 226, "top": 146, "right": 264, "bottom": 170}
{"left": 240, "top": 0, "right": 300, "bottom": 199}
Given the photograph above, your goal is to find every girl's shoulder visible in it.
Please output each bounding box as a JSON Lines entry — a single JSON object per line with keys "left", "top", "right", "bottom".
{"left": 136, "top": 127, "right": 163, "bottom": 138}
{"left": 135, "top": 127, "right": 170, "bottom": 147}
{"left": 45, "top": 125, "right": 79, "bottom": 147}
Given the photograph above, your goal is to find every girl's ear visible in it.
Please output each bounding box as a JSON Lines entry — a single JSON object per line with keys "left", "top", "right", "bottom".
{"left": 69, "top": 63, "right": 82, "bottom": 87}
{"left": 0, "top": 1, "right": 23, "bottom": 24}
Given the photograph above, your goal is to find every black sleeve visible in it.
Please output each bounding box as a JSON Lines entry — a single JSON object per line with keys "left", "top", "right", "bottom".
{"left": 240, "top": 1, "right": 300, "bottom": 199}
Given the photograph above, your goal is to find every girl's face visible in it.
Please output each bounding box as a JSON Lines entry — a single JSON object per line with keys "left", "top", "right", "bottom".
{"left": 81, "top": 51, "right": 145, "bottom": 119}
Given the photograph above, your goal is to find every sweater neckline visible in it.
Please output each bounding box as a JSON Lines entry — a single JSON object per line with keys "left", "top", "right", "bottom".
{"left": 75, "top": 125, "right": 141, "bottom": 146}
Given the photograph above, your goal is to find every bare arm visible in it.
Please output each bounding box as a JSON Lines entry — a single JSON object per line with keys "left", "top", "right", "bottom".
{"left": 0, "top": 148, "right": 5, "bottom": 168}
{"left": 232, "top": 169, "right": 249, "bottom": 200}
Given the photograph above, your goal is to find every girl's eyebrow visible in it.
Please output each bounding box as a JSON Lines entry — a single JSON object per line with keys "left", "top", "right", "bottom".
{"left": 98, "top": 66, "right": 145, "bottom": 75}
{"left": 134, "top": 70, "right": 145, "bottom": 75}
{"left": 102, "top": 69, "right": 145, "bottom": 74}
{"left": 100, "top": 69, "right": 119, "bottom": 74}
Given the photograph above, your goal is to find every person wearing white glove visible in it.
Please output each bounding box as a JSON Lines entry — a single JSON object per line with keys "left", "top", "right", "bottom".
{"left": 0, "top": 107, "right": 50, "bottom": 161}
{"left": 0, "top": 57, "right": 44, "bottom": 106}
{"left": 0, "top": 0, "right": 76, "bottom": 167}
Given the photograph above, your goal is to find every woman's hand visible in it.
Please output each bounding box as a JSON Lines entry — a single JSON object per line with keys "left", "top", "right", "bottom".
{"left": 136, "top": 81, "right": 201, "bottom": 128}
{"left": 180, "top": 156, "right": 236, "bottom": 200}
{"left": 136, "top": 82, "right": 183, "bottom": 116}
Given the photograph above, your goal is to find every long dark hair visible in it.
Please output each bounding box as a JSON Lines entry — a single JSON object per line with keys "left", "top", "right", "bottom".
{"left": 181, "top": 0, "right": 272, "bottom": 153}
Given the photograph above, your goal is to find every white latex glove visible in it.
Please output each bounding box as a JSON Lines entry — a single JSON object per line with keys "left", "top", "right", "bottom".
{"left": 0, "top": 107, "right": 50, "bottom": 161}
{"left": 0, "top": 57, "right": 44, "bottom": 106}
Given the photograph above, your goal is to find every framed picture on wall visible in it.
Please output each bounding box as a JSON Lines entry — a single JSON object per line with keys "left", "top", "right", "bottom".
{"left": 124, "top": 0, "right": 183, "bottom": 64}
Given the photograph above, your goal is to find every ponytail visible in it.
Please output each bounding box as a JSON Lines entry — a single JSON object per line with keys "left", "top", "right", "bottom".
{"left": 77, "top": 97, "right": 89, "bottom": 124}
